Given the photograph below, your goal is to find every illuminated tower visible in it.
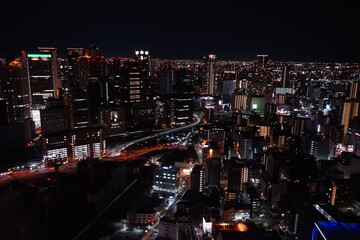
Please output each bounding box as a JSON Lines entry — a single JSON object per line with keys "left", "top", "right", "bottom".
{"left": 38, "top": 47, "right": 61, "bottom": 91}
{"left": 134, "top": 50, "right": 153, "bottom": 98}
{"left": 120, "top": 61, "right": 145, "bottom": 104}
{"left": 204, "top": 54, "right": 216, "bottom": 95}
{"left": 120, "top": 61, "right": 155, "bottom": 130}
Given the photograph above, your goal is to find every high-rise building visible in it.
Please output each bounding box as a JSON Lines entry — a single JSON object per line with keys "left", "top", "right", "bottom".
{"left": 120, "top": 61, "right": 145, "bottom": 104}
{"left": 232, "top": 91, "right": 248, "bottom": 111}
{"left": 239, "top": 132, "right": 253, "bottom": 159}
{"left": 264, "top": 103, "right": 277, "bottom": 124}
{"left": 65, "top": 47, "right": 84, "bottom": 89}
{"left": 63, "top": 88, "right": 89, "bottom": 129}
{"left": 288, "top": 116, "right": 311, "bottom": 136}
{"left": 77, "top": 45, "right": 109, "bottom": 91}
{"left": 256, "top": 55, "right": 269, "bottom": 69}
{"left": 191, "top": 164, "right": 205, "bottom": 193}
{"left": 38, "top": 47, "right": 61, "bottom": 90}
{"left": 329, "top": 179, "right": 353, "bottom": 209}
{"left": 22, "top": 48, "right": 60, "bottom": 107}
{"left": 205, "top": 157, "right": 221, "bottom": 188}
{"left": 173, "top": 68, "right": 194, "bottom": 126}
{"left": 120, "top": 60, "right": 155, "bottom": 130}
{"left": 0, "top": 60, "right": 30, "bottom": 122}
{"left": 203, "top": 54, "right": 216, "bottom": 95}
{"left": 134, "top": 50, "right": 153, "bottom": 99}
{"left": 349, "top": 80, "right": 359, "bottom": 99}
{"left": 87, "top": 78, "right": 110, "bottom": 126}
{"left": 227, "top": 160, "right": 250, "bottom": 191}
{"left": 341, "top": 101, "right": 359, "bottom": 134}
{"left": 158, "top": 70, "right": 174, "bottom": 95}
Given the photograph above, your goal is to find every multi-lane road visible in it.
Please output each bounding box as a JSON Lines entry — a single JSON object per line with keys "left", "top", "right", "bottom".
{"left": 0, "top": 113, "right": 204, "bottom": 186}
{"left": 103, "top": 113, "right": 203, "bottom": 158}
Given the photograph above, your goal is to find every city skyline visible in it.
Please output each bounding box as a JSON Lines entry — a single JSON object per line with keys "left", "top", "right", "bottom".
{"left": 1, "top": 1, "right": 360, "bottom": 240}
{"left": 1, "top": 1, "right": 359, "bottom": 62}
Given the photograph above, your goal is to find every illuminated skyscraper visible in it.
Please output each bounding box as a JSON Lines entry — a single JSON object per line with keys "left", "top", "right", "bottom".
{"left": 134, "top": 50, "right": 153, "bottom": 98}
{"left": 173, "top": 68, "right": 194, "bottom": 125}
{"left": 0, "top": 60, "right": 30, "bottom": 122}
{"left": 22, "top": 48, "right": 60, "bottom": 107}
{"left": 120, "top": 60, "right": 155, "bottom": 130}
{"left": 63, "top": 88, "right": 89, "bottom": 129}
{"left": 120, "top": 61, "right": 145, "bottom": 103}
{"left": 203, "top": 54, "right": 216, "bottom": 95}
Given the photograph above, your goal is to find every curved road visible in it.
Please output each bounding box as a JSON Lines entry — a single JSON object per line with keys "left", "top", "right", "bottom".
{"left": 102, "top": 112, "right": 204, "bottom": 158}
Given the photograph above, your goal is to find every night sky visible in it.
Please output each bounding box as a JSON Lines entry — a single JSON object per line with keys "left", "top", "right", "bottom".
{"left": 1, "top": 0, "right": 359, "bottom": 62}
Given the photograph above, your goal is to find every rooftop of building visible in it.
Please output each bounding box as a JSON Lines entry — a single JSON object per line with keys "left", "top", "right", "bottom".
{"left": 314, "top": 221, "right": 360, "bottom": 240}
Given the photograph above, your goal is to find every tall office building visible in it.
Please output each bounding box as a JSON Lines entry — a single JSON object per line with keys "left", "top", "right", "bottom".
{"left": 110, "top": 57, "right": 124, "bottom": 106}
{"left": 205, "top": 157, "right": 221, "bottom": 188}
{"left": 232, "top": 91, "right": 248, "bottom": 111}
{"left": 203, "top": 54, "right": 216, "bottom": 95}
{"left": 135, "top": 50, "right": 153, "bottom": 98}
{"left": 77, "top": 45, "right": 109, "bottom": 91}
{"left": 63, "top": 88, "right": 89, "bottom": 129}
{"left": 227, "top": 160, "right": 250, "bottom": 191}
{"left": 66, "top": 47, "right": 84, "bottom": 89}
{"left": 256, "top": 55, "right": 269, "bottom": 69}
{"left": 22, "top": 48, "right": 60, "bottom": 107}
{"left": 191, "top": 164, "right": 205, "bottom": 193}
{"left": 87, "top": 78, "right": 110, "bottom": 126}
{"left": 288, "top": 116, "right": 311, "bottom": 136}
{"left": 173, "top": 68, "right": 194, "bottom": 125}
{"left": 0, "top": 60, "right": 30, "bottom": 122}
{"left": 341, "top": 101, "right": 359, "bottom": 134}
{"left": 38, "top": 47, "right": 61, "bottom": 90}
{"left": 120, "top": 60, "right": 155, "bottom": 130}
{"left": 239, "top": 132, "right": 253, "bottom": 159}
{"left": 158, "top": 70, "right": 174, "bottom": 95}
{"left": 120, "top": 61, "right": 145, "bottom": 104}
{"left": 349, "top": 80, "right": 359, "bottom": 99}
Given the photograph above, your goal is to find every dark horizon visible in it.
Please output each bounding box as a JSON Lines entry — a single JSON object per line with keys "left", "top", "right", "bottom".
{"left": 1, "top": 0, "right": 359, "bottom": 62}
